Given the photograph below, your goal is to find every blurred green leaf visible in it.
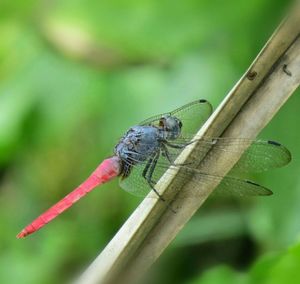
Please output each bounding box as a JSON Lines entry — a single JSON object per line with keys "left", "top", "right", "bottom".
{"left": 174, "top": 210, "right": 247, "bottom": 247}
{"left": 188, "top": 266, "right": 245, "bottom": 284}
{"left": 189, "top": 242, "right": 300, "bottom": 284}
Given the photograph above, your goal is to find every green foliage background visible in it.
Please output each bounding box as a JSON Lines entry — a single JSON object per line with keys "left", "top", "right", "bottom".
{"left": 0, "top": 1, "right": 299, "bottom": 283}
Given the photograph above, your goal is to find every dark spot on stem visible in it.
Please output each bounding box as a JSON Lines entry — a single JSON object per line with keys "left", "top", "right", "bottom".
{"left": 283, "top": 64, "right": 292, "bottom": 76}
{"left": 246, "top": 70, "right": 257, "bottom": 80}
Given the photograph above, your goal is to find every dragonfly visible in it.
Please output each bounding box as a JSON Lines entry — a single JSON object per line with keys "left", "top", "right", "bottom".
{"left": 17, "top": 99, "right": 291, "bottom": 238}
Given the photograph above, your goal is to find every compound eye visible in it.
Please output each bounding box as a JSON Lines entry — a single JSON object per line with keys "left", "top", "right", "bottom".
{"left": 178, "top": 120, "right": 183, "bottom": 128}
{"left": 159, "top": 117, "right": 166, "bottom": 127}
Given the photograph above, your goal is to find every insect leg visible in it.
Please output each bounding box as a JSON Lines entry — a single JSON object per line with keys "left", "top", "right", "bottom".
{"left": 161, "top": 143, "right": 192, "bottom": 167}
{"left": 142, "top": 151, "right": 167, "bottom": 202}
{"left": 164, "top": 140, "right": 194, "bottom": 149}
{"left": 144, "top": 151, "right": 177, "bottom": 213}
{"left": 161, "top": 144, "right": 173, "bottom": 164}
{"left": 142, "top": 157, "right": 153, "bottom": 180}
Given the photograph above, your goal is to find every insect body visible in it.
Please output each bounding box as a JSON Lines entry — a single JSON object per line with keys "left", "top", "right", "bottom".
{"left": 17, "top": 99, "right": 291, "bottom": 238}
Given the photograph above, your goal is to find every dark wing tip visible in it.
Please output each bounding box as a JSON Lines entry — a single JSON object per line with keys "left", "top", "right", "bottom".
{"left": 268, "top": 140, "right": 281, "bottom": 146}
{"left": 245, "top": 180, "right": 273, "bottom": 196}
{"left": 267, "top": 140, "right": 292, "bottom": 165}
{"left": 245, "top": 180, "right": 260, "bottom": 186}
{"left": 198, "top": 99, "right": 213, "bottom": 114}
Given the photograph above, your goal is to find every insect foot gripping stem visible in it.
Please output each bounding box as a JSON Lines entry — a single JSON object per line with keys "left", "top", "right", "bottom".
{"left": 17, "top": 156, "right": 121, "bottom": 238}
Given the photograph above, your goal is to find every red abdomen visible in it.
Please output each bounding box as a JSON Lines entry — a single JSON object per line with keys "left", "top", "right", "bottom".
{"left": 17, "top": 157, "right": 121, "bottom": 238}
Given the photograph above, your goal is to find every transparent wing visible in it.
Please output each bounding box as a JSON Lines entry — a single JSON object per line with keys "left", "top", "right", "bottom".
{"left": 187, "top": 138, "right": 291, "bottom": 174}
{"left": 230, "top": 140, "right": 291, "bottom": 174}
{"left": 119, "top": 136, "right": 291, "bottom": 198}
{"left": 130, "top": 138, "right": 291, "bottom": 174}
{"left": 139, "top": 99, "right": 213, "bottom": 139}
{"left": 119, "top": 156, "right": 273, "bottom": 199}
